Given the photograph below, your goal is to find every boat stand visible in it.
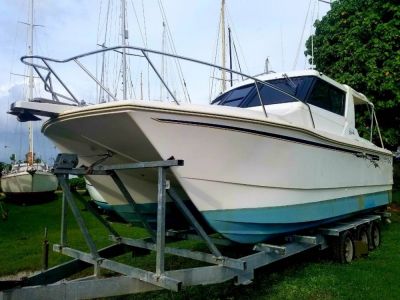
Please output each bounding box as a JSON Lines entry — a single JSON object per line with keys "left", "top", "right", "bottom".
{"left": 0, "top": 154, "right": 387, "bottom": 299}
{"left": 0, "top": 154, "right": 248, "bottom": 299}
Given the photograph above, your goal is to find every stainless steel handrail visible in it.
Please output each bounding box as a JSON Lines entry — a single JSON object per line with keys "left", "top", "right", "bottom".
{"left": 20, "top": 45, "right": 315, "bottom": 126}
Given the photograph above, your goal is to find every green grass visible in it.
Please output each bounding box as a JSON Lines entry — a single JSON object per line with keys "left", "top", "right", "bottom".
{"left": 0, "top": 192, "right": 149, "bottom": 276}
{"left": 0, "top": 192, "right": 399, "bottom": 299}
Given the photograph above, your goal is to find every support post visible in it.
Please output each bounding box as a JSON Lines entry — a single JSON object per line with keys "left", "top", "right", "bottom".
{"left": 60, "top": 176, "right": 68, "bottom": 246}
{"left": 42, "top": 227, "right": 49, "bottom": 271}
{"left": 57, "top": 175, "right": 99, "bottom": 259}
{"left": 156, "top": 167, "right": 167, "bottom": 276}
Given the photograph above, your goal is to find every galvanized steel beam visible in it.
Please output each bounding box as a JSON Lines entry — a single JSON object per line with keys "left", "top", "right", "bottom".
{"left": 0, "top": 276, "right": 161, "bottom": 300}
{"left": 53, "top": 246, "right": 182, "bottom": 291}
{"left": 110, "top": 236, "right": 246, "bottom": 270}
{"left": 167, "top": 188, "right": 223, "bottom": 258}
{"left": 156, "top": 167, "right": 167, "bottom": 276}
{"left": 110, "top": 171, "right": 156, "bottom": 241}
{"left": 57, "top": 175, "right": 99, "bottom": 259}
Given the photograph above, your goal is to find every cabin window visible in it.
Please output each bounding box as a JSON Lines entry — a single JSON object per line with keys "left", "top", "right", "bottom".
{"left": 307, "top": 79, "right": 346, "bottom": 115}
{"left": 242, "top": 76, "right": 313, "bottom": 107}
{"left": 245, "top": 82, "right": 297, "bottom": 107}
{"left": 211, "top": 76, "right": 314, "bottom": 108}
{"left": 216, "top": 84, "right": 253, "bottom": 107}
{"left": 212, "top": 93, "right": 229, "bottom": 105}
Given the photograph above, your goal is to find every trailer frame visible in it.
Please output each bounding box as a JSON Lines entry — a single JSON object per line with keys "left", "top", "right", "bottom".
{"left": 0, "top": 153, "right": 390, "bottom": 299}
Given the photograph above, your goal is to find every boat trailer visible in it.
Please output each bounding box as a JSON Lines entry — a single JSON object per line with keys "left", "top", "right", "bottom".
{"left": 0, "top": 153, "right": 389, "bottom": 299}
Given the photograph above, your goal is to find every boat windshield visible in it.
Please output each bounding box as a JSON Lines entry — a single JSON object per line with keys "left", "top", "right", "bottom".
{"left": 212, "top": 76, "right": 314, "bottom": 107}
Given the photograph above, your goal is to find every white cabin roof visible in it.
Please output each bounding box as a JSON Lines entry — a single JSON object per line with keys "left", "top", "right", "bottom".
{"left": 224, "top": 69, "right": 372, "bottom": 106}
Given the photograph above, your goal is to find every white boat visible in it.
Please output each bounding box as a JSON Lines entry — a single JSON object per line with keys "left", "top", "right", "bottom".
{"left": 1, "top": 163, "right": 58, "bottom": 198}
{"left": 9, "top": 46, "right": 393, "bottom": 243}
{"left": 1, "top": 0, "right": 58, "bottom": 200}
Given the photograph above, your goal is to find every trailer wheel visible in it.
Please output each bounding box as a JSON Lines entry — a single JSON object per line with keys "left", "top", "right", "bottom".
{"left": 370, "top": 222, "right": 381, "bottom": 249}
{"left": 333, "top": 231, "right": 354, "bottom": 263}
{"left": 358, "top": 227, "right": 370, "bottom": 247}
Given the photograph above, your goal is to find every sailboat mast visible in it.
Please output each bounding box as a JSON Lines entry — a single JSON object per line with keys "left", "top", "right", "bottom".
{"left": 140, "top": 72, "right": 143, "bottom": 100}
{"left": 220, "top": 0, "right": 226, "bottom": 92}
{"left": 121, "top": 0, "right": 128, "bottom": 99}
{"left": 228, "top": 26, "right": 233, "bottom": 87}
{"left": 28, "top": 0, "right": 34, "bottom": 164}
{"left": 160, "top": 21, "right": 166, "bottom": 100}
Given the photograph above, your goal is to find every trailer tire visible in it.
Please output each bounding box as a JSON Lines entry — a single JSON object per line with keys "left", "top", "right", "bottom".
{"left": 333, "top": 231, "right": 354, "bottom": 264}
{"left": 358, "top": 227, "right": 370, "bottom": 248}
{"left": 370, "top": 222, "right": 381, "bottom": 250}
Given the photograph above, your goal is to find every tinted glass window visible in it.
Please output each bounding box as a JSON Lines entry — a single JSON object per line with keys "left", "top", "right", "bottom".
{"left": 211, "top": 76, "right": 314, "bottom": 108}
{"left": 244, "top": 77, "right": 311, "bottom": 107}
{"left": 211, "top": 93, "right": 229, "bottom": 105}
{"left": 219, "top": 84, "right": 253, "bottom": 106}
{"left": 307, "top": 79, "right": 345, "bottom": 115}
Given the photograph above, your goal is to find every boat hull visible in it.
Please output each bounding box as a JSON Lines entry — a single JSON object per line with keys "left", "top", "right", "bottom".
{"left": 202, "top": 190, "right": 390, "bottom": 243}
{"left": 86, "top": 179, "right": 115, "bottom": 213}
{"left": 85, "top": 177, "right": 192, "bottom": 228}
{"left": 42, "top": 101, "right": 393, "bottom": 243}
{"left": 1, "top": 171, "right": 58, "bottom": 201}
{"left": 84, "top": 174, "right": 193, "bottom": 229}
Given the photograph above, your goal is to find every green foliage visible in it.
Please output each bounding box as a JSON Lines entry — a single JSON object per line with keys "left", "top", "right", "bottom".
{"left": 0, "top": 162, "right": 6, "bottom": 173}
{"left": 394, "top": 161, "right": 400, "bottom": 189}
{"left": 305, "top": 0, "right": 400, "bottom": 149}
{"left": 0, "top": 162, "right": 4, "bottom": 192}
{"left": 0, "top": 162, "right": 12, "bottom": 181}
{"left": 9, "top": 154, "right": 16, "bottom": 163}
{"left": 68, "top": 176, "right": 86, "bottom": 191}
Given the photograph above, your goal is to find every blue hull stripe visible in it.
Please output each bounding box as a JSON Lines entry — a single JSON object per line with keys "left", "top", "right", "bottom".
{"left": 94, "top": 200, "right": 115, "bottom": 213}
{"left": 202, "top": 191, "right": 390, "bottom": 244}
{"left": 112, "top": 202, "right": 193, "bottom": 230}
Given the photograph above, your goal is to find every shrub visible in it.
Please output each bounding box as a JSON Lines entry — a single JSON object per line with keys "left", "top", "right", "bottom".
{"left": 68, "top": 176, "right": 86, "bottom": 191}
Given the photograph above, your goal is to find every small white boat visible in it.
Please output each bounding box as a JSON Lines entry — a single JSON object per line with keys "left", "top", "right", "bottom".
{"left": 9, "top": 46, "right": 393, "bottom": 243}
{"left": 1, "top": 162, "right": 58, "bottom": 198}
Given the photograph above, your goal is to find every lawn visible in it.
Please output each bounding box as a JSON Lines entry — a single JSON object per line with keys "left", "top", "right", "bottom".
{"left": 0, "top": 191, "right": 399, "bottom": 299}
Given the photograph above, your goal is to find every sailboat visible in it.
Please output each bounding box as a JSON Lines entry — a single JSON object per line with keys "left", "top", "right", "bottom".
{"left": 1, "top": 0, "right": 58, "bottom": 200}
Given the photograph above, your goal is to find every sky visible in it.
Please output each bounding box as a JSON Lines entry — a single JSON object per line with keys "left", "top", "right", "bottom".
{"left": 0, "top": 0, "right": 331, "bottom": 163}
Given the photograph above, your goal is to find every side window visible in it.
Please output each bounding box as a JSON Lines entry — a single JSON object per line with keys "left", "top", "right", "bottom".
{"left": 245, "top": 84, "right": 297, "bottom": 107}
{"left": 216, "top": 84, "right": 254, "bottom": 107}
{"left": 211, "top": 93, "right": 229, "bottom": 105}
{"left": 243, "top": 76, "right": 312, "bottom": 108}
{"left": 307, "top": 79, "right": 345, "bottom": 115}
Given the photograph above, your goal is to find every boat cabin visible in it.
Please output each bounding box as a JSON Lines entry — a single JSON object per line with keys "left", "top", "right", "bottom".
{"left": 212, "top": 70, "right": 375, "bottom": 144}
{"left": 6, "top": 162, "right": 51, "bottom": 174}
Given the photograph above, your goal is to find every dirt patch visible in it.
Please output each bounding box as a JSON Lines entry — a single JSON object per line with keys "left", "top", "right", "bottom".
{"left": 388, "top": 203, "right": 400, "bottom": 213}
{"left": 0, "top": 270, "right": 38, "bottom": 281}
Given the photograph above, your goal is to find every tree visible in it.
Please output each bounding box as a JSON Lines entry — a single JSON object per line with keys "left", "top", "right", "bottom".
{"left": 0, "top": 162, "right": 5, "bottom": 174}
{"left": 0, "top": 162, "right": 11, "bottom": 177}
{"left": 305, "top": 0, "right": 399, "bottom": 149}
